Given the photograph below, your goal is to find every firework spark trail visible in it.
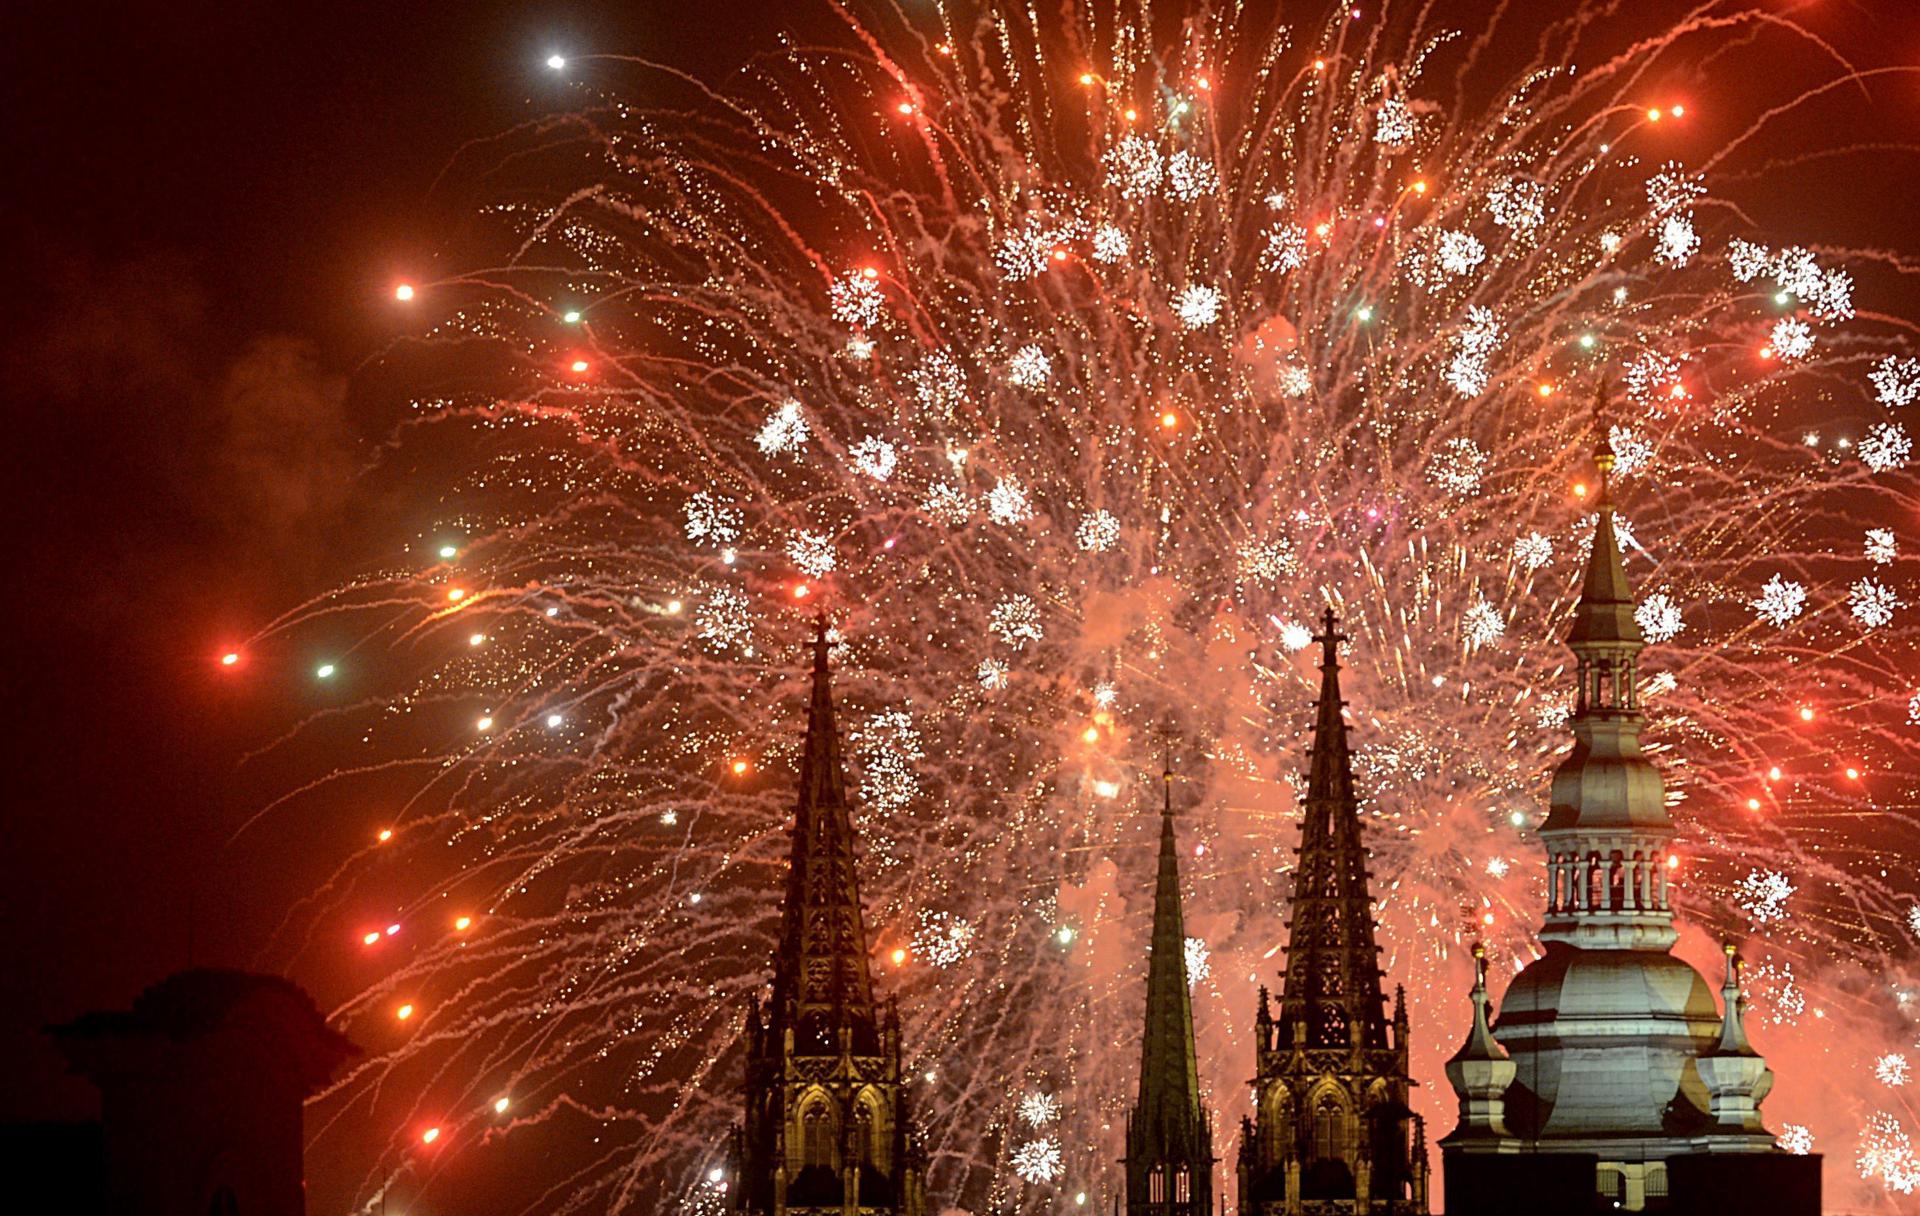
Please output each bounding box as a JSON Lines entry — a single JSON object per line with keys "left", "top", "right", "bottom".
{"left": 255, "top": 3, "right": 1920, "bottom": 1211}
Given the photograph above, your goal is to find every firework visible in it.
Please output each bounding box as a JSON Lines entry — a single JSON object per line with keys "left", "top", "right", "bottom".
{"left": 258, "top": 2, "right": 1920, "bottom": 1211}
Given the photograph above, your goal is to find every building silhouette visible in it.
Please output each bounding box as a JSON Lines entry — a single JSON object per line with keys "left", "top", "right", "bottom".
{"left": 1121, "top": 759, "right": 1214, "bottom": 1215}
{"left": 1440, "top": 435, "right": 1821, "bottom": 1214}
{"left": 729, "top": 619, "right": 928, "bottom": 1215}
{"left": 1239, "top": 609, "right": 1428, "bottom": 1215}
{"left": 37, "top": 969, "right": 354, "bottom": 1216}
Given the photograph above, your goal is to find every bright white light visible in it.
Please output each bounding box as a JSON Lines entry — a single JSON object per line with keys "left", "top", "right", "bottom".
{"left": 546, "top": 54, "right": 566, "bottom": 70}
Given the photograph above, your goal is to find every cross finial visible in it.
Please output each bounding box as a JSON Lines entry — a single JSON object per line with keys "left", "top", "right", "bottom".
{"left": 1591, "top": 378, "right": 1616, "bottom": 507}
{"left": 1312, "top": 605, "right": 1346, "bottom": 669}
{"left": 1154, "top": 720, "right": 1178, "bottom": 815}
{"left": 810, "top": 610, "right": 831, "bottom": 672}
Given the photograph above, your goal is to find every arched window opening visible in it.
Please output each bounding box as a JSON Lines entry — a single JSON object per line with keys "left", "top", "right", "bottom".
{"left": 800, "top": 1102, "right": 837, "bottom": 1170}
{"left": 1174, "top": 1165, "right": 1191, "bottom": 1202}
{"left": 1608, "top": 853, "right": 1627, "bottom": 911}
{"left": 1148, "top": 1165, "right": 1166, "bottom": 1203}
{"left": 1311, "top": 1097, "right": 1347, "bottom": 1163}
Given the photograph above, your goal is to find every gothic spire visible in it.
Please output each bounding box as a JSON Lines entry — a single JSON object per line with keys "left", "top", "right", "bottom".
{"left": 1278, "top": 607, "right": 1390, "bottom": 1050}
{"left": 1135, "top": 756, "right": 1203, "bottom": 1133}
{"left": 772, "top": 615, "right": 877, "bottom": 1041}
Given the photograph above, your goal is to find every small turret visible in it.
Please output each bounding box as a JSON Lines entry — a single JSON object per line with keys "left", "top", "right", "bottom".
{"left": 1694, "top": 945, "right": 1777, "bottom": 1150}
{"left": 1442, "top": 945, "right": 1517, "bottom": 1145}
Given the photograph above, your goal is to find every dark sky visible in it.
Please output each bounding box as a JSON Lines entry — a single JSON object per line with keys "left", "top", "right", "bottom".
{"left": 2, "top": 0, "right": 1918, "bottom": 1189}
{"left": 0, "top": 0, "right": 803, "bottom": 1121}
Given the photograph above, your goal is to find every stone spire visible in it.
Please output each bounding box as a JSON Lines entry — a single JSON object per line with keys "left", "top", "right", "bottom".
{"left": 771, "top": 615, "right": 877, "bottom": 1045}
{"left": 732, "top": 621, "right": 928, "bottom": 1215}
{"left": 1124, "top": 755, "right": 1212, "bottom": 1214}
{"left": 1277, "top": 607, "right": 1390, "bottom": 1050}
{"left": 1442, "top": 945, "right": 1516, "bottom": 1143}
{"left": 1540, "top": 408, "right": 1678, "bottom": 951}
{"left": 1242, "top": 610, "right": 1427, "bottom": 1214}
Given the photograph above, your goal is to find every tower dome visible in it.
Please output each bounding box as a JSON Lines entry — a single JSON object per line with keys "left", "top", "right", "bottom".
{"left": 1440, "top": 413, "right": 1815, "bottom": 1215}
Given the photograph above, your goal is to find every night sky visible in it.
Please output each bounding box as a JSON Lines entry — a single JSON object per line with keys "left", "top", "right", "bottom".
{"left": 0, "top": 0, "right": 806, "bottom": 1121}
{"left": 5, "top": 0, "right": 1920, "bottom": 1208}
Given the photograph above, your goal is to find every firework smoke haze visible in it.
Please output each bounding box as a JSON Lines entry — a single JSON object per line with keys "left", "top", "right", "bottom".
{"left": 264, "top": 2, "right": 1920, "bottom": 1211}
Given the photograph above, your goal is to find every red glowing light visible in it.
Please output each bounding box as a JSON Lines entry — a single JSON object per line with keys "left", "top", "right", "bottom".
{"left": 1160, "top": 411, "right": 1179, "bottom": 429}
{"left": 362, "top": 931, "right": 381, "bottom": 946}
{"left": 220, "top": 651, "right": 240, "bottom": 667}
{"left": 896, "top": 101, "right": 915, "bottom": 116}
{"left": 394, "top": 283, "right": 415, "bottom": 302}
{"left": 890, "top": 948, "right": 908, "bottom": 966}
{"left": 377, "top": 828, "right": 394, "bottom": 843}
{"left": 1845, "top": 766, "right": 1861, "bottom": 780}
{"left": 792, "top": 583, "right": 811, "bottom": 599}
{"left": 861, "top": 266, "right": 879, "bottom": 280}
{"left": 1666, "top": 853, "right": 1681, "bottom": 869}
{"left": 422, "top": 1127, "right": 441, "bottom": 1144}
{"left": 568, "top": 358, "right": 590, "bottom": 374}
{"left": 731, "top": 758, "right": 750, "bottom": 776}
{"left": 1798, "top": 706, "right": 1814, "bottom": 722}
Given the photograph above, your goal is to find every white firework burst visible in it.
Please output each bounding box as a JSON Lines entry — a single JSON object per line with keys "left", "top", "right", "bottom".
{"left": 1859, "top": 1112, "right": 1920, "bottom": 1195}
{"left": 694, "top": 584, "right": 754, "bottom": 653}
{"left": 1091, "top": 224, "right": 1130, "bottom": 264}
{"left": 1174, "top": 283, "right": 1223, "bottom": 329}
{"left": 987, "top": 477, "right": 1034, "bottom": 527}
{"left": 852, "top": 709, "right": 923, "bottom": 817}
{"left": 1428, "top": 437, "right": 1488, "bottom": 496}
{"left": 1163, "top": 151, "right": 1217, "bottom": 201}
{"left": 1908, "top": 904, "right": 1920, "bottom": 939}
{"left": 1435, "top": 229, "right": 1486, "bottom": 278}
{"left": 1608, "top": 425, "right": 1654, "bottom": 477}
{"left": 1644, "top": 670, "right": 1678, "bottom": 698}
{"left": 1488, "top": 177, "right": 1545, "bottom": 233}
{"left": 1859, "top": 422, "right": 1911, "bottom": 473}
{"left": 1278, "top": 621, "right": 1314, "bottom": 653}
{"left": 1752, "top": 574, "right": 1808, "bottom": 627}
{"left": 1512, "top": 531, "right": 1553, "bottom": 570}
{"left": 684, "top": 491, "right": 742, "bottom": 546}
{"left": 1780, "top": 1124, "right": 1815, "bottom": 1156}
{"left": 1374, "top": 95, "right": 1414, "bottom": 148}
{"left": 1870, "top": 354, "right": 1920, "bottom": 408}
{"left": 755, "top": 398, "right": 809, "bottom": 456}
{"left": 1006, "top": 344, "right": 1052, "bottom": 389}
{"left": 851, "top": 436, "right": 897, "bottom": 481}
{"left": 1017, "top": 1091, "right": 1060, "bottom": 1128}
{"left": 1102, "top": 135, "right": 1162, "bottom": 197}
{"left": 913, "top": 912, "right": 976, "bottom": 967}
{"left": 909, "top": 349, "right": 968, "bottom": 422}
{"left": 1635, "top": 592, "right": 1684, "bottom": 644}
{"left": 1734, "top": 869, "right": 1796, "bottom": 925}
{"left": 1462, "top": 597, "right": 1505, "bottom": 648}
{"left": 989, "top": 595, "right": 1044, "bottom": 649}
{"left": 1236, "top": 537, "right": 1298, "bottom": 586}
{"left": 1850, "top": 577, "right": 1900, "bottom": 630}
{"left": 920, "top": 482, "right": 972, "bottom": 526}
{"left": 1770, "top": 317, "right": 1815, "bottom": 362}
{"left": 1010, "top": 1136, "right": 1063, "bottom": 1184}
{"left": 1184, "top": 936, "right": 1211, "bottom": 986}
{"left": 976, "top": 658, "right": 1009, "bottom": 692}
{"left": 1646, "top": 163, "right": 1706, "bottom": 215}
{"left": 1656, "top": 213, "right": 1700, "bottom": 267}
{"left": 828, "top": 271, "right": 885, "bottom": 327}
{"left": 1261, "top": 221, "right": 1308, "bottom": 273}
{"left": 1866, "top": 529, "right": 1897, "bottom": 565}
{"left": 787, "top": 530, "right": 837, "bottom": 578}
{"left": 1076, "top": 510, "right": 1120, "bottom": 553}
{"left": 1876, "top": 1054, "right": 1912, "bottom": 1088}
{"left": 1447, "top": 307, "right": 1501, "bottom": 397}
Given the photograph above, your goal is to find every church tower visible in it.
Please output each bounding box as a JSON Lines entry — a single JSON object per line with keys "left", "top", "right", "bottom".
{"left": 1440, "top": 427, "right": 1819, "bottom": 1215}
{"left": 1239, "top": 609, "right": 1428, "bottom": 1215}
{"left": 730, "top": 620, "right": 927, "bottom": 1215}
{"left": 1122, "top": 759, "right": 1214, "bottom": 1215}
